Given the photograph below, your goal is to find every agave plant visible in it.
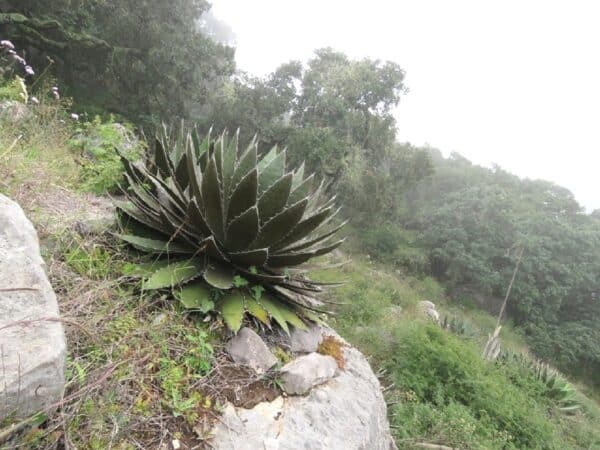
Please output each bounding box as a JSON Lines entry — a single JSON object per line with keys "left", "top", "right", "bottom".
{"left": 116, "top": 125, "right": 345, "bottom": 333}
{"left": 498, "top": 351, "right": 581, "bottom": 413}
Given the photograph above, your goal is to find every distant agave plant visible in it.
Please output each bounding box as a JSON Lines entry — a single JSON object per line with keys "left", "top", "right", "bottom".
{"left": 498, "top": 351, "right": 581, "bottom": 414}
{"left": 116, "top": 125, "right": 345, "bottom": 333}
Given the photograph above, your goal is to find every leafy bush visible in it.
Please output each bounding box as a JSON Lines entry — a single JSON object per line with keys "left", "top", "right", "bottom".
{"left": 385, "top": 324, "right": 562, "bottom": 449}
{"left": 117, "top": 125, "right": 345, "bottom": 332}
{"left": 69, "top": 117, "right": 144, "bottom": 194}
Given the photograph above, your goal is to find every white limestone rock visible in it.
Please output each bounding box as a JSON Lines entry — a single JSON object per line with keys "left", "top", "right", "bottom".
{"left": 211, "top": 344, "right": 396, "bottom": 450}
{"left": 0, "top": 194, "right": 66, "bottom": 420}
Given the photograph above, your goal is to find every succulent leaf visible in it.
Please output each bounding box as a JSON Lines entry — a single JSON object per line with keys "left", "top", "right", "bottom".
{"left": 204, "top": 261, "right": 235, "bottom": 289}
{"left": 145, "top": 259, "right": 205, "bottom": 289}
{"left": 220, "top": 291, "right": 246, "bottom": 332}
{"left": 176, "top": 282, "right": 214, "bottom": 312}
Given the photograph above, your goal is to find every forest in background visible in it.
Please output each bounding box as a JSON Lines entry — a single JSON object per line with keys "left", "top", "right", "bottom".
{"left": 1, "top": 0, "right": 598, "bottom": 390}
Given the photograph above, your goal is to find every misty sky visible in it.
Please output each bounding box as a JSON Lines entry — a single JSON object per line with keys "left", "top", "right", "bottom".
{"left": 210, "top": 0, "right": 599, "bottom": 211}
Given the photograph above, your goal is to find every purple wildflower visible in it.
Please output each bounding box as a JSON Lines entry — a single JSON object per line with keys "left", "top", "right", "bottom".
{"left": 30, "top": 96, "right": 40, "bottom": 105}
{"left": 0, "top": 40, "right": 15, "bottom": 50}
{"left": 10, "top": 54, "right": 26, "bottom": 65}
{"left": 25, "top": 65, "right": 35, "bottom": 76}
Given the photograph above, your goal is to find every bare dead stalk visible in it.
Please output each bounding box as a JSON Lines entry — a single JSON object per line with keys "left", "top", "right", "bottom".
{"left": 0, "top": 135, "right": 23, "bottom": 159}
{"left": 495, "top": 246, "right": 524, "bottom": 329}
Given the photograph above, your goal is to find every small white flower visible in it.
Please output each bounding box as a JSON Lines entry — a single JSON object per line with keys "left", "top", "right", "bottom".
{"left": 52, "top": 86, "right": 59, "bottom": 92}
{"left": 70, "top": 113, "right": 79, "bottom": 120}
{"left": 1, "top": 40, "right": 15, "bottom": 50}
{"left": 30, "top": 97, "right": 39, "bottom": 105}
{"left": 24, "top": 65, "right": 34, "bottom": 76}
{"left": 53, "top": 91, "right": 60, "bottom": 100}
{"left": 8, "top": 49, "right": 15, "bottom": 55}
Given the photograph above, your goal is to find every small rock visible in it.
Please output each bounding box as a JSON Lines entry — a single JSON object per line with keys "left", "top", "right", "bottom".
{"left": 226, "top": 327, "right": 277, "bottom": 374}
{"left": 418, "top": 300, "right": 436, "bottom": 310}
{"left": 280, "top": 353, "right": 337, "bottom": 395}
{"left": 152, "top": 312, "right": 168, "bottom": 326}
{"left": 171, "top": 439, "right": 181, "bottom": 450}
{"left": 290, "top": 325, "right": 323, "bottom": 353}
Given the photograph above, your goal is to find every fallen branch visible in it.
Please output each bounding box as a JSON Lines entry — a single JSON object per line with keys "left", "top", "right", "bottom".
{"left": 415, "top": 443, "right": 458, "bottom": 450}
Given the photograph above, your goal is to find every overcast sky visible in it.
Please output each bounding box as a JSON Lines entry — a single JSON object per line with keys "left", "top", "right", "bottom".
{"left": 210, "top": 0, "right": 599, "bottom": 211}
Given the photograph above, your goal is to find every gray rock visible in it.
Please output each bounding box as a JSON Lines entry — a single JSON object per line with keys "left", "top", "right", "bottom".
{"left": 418, "top": 300, "right": 440, "bottom": 324}
{"left": 290, "top": 325, "right": 323, "bottom": 353}
{"left": 226, "top": 327, "right": 277, "bottom": 375}
{"left": 0, "top": 195, "right": 66, "bottom": 420}
{"left": 0, "top": 100, "right": 32, "bottom": 123}
{"left": 211, "top": 344, "right": 396, "bottom": 450}
{"left": 280, "top": 353, "right": 337, "bottom": 395}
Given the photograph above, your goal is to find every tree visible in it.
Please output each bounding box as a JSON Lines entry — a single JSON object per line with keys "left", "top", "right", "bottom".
{"left": 0, "top": 0, "right": 235, "bottom": 123}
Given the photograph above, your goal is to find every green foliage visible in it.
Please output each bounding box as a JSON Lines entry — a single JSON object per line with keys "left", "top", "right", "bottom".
{"left": 385, "top": 324, "right": 563, "bottom": 449}
{"left": 498, "top": 351, "right": 582, "bottom": 413}
{"left": 117, "top": 125, "right": 345, "bottom": 332}
{"left": 69, "top": 117, "right": 144, "bottom": 194}
{"left": 0, "top": 75, "right": 27, "bottom": 102}
{"left": 401, "top": 151, "right": 600, "bottom": 385}
{"left": 1, "top": 1, "right": 234, "bottom": 124}
{"left": 158, "top": 328, "right": 213, "bottom": 422}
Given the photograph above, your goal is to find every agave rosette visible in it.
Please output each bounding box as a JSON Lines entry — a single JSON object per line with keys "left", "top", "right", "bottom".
{"left": 116, "top": 125, "right": 345, "bottom": 332}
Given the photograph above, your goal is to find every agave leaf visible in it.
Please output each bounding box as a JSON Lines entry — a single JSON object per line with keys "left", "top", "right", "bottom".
{"left": 226, "top": 206, "right": 260, "bottom": 250}
{"left": 144, "top": 259, "right": 205, "bottom": 289}
{"left": 117, "top": 234, "right": 193, "bottom": 254}
{"left": 245, "top": 297, "right": 270, "bottom": 325}
{"left": 176, "top": 282, "right": 214, "bottom": 312}
{"left": 230, "top": 142, "right": 257, "bottom": 191}
{"left": 186, "top": 145, "right": 203, "bottom": 203}
{"left": 204, "top": 261, "right": 235, "bottom": 289}
{"left": 256, "top": 146, "right": 278, "bottom": 171}
{"left": 220, "top": 291, "right": 246, "bottom": 332}
{"left": 258, "top": 173, "right": 293, "bottom": 224}
{"left": 281, "top": 220, "right": 347, "bottom": 253}
{"left": 279, "top": 305, "right": 308, "bottom": 331}
{"left": 226, "top": 169, "right": 258, "bottom": 224}
{"left": 268, "top": 239, "right": 344, "bottom": 267}
{"left": 124, "top": 173, "right": 161, "bottom": 210}
{"left": 274, "top": 207, "right": 335, "bottom": 250}
{"left": 115, "top": 199, "right": 169, "bottom": 235}
{"left": 186, "top": 199, "right": 213, "bottom": 238}
{"left": 174, "top": 151, "right": 190, "bottom": 190}
{"left": 222, "top": 129, "right": 238, "bottom": 195}
{"left": 214, "top": 132, "right": 224, "bottom": 180}
{"left": 228, "top": 248, "right": 269, "bottom": 268}
{"left": 256, "top": 293, "right": 289, "bottom": 334}
{"left": 153, "top": 137, "right": 173, "bottom": 177}
{"left": 288, "top": 173, "right": 315, "bottom": 206}
{"left": 291, "top": 162, "right": 305, "bottom": 190}
{"left": 122, "top": 259, "right": 172, "bottom": 277}
{"left": 272, "top": 285, "right": 327, "bottom": 311}
{"left": 202, "top": 156, "right": 225, "bottom": 242}
{"left": 258, "top": 149, "right": 286, "bottom": 194}
{"left": 251, "top": 198, "right": 308, "bottom": 249}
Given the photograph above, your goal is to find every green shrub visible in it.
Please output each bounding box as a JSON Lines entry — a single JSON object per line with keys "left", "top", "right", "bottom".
{"left": 385, "top": 323, "right": 562, "bottom": 449}
{"left": 69, "top": 117, "right": 144, "bottom": 194}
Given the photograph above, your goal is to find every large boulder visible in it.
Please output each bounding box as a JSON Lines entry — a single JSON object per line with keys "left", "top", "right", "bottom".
{"left": 0, "top": 194, "right": 66, "bottom": 420}
{"left": 211, "top": 341, "right": 396, "bottom": 450}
